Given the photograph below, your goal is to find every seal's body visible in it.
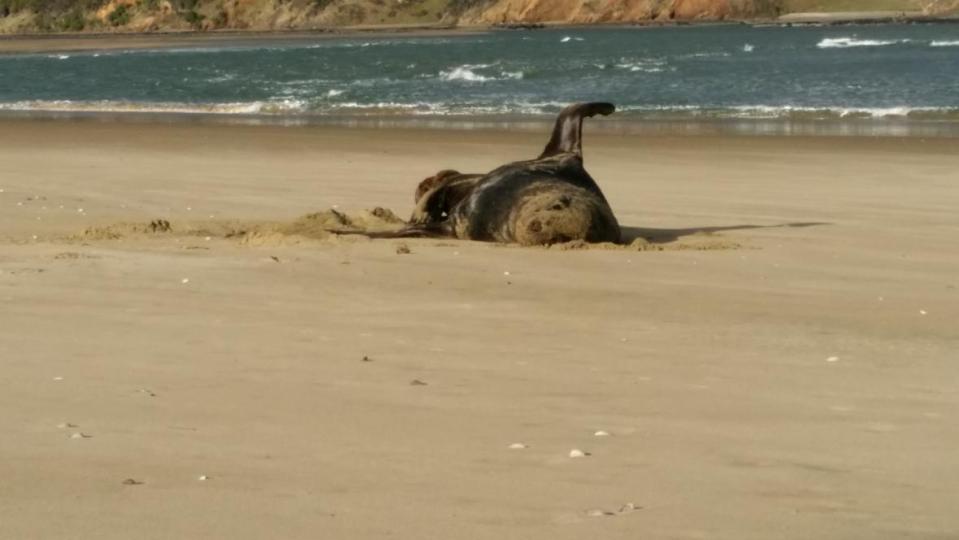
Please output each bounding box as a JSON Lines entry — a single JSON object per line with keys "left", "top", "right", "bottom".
{"left": 408, "top": 102, "right": 620, "bottom": 246}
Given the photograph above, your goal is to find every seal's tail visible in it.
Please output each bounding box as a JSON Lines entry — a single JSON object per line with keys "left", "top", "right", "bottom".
{"left": 538, "top": 102, "right": 615, "bottom": 160}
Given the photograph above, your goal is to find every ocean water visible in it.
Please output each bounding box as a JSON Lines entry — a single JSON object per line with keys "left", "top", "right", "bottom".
{"left": 2, "top": 24, "right": 959, "bottom": 132}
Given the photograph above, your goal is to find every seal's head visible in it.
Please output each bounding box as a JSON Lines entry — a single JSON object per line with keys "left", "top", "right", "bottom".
{"left": 415, "top": 170, "right": 464, "bottom": 204}
{"left": 410, "top": 170, "right": 484, "bottom": 226}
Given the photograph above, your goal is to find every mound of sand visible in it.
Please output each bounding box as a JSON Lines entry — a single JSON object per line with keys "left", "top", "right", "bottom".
{"left": 69, "top": 208, "right": 407, "bottom": 246}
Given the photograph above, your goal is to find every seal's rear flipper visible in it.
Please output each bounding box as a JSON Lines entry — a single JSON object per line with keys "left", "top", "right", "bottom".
{"left": 339, "top": 223, "right": 451, "bottom": 239}
{"left": 538, "top": 102, "right": 615, "bottom": 160}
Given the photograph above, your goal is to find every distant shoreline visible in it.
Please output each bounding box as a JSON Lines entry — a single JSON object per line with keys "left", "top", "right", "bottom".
{"left": 2, "top": 13, "right": 959, "bottom": 54}
{"left": 0, "top": 26, "right": 482, "bottom": 55}
{"left": 2, "top": 109, "right": 958, "bottom": 139}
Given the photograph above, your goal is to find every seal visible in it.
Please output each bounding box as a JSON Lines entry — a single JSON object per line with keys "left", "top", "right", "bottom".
{"left": 410, "top": 169, "right": 484, "bottom": 226}
{"left": 406, "top": 102, "right": 620, "bottom": 245}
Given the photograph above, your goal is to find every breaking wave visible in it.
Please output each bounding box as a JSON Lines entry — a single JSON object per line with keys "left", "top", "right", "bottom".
{"left": 930, "top": 40, "right": 959, "bottom": 47}
{"left": 439, "top": 64, "right": 524, "bottom": 82}
{"left": 817, "top": 37, "right": 910, "bottom": 49}
{"left": 0, "top": 99, "right": 310, "bottom": 115}
{"left": 614, "top": 60, "right": 668, "bottom": 73}
{"left": 2, "top": 100, "right": 957, "bottom": 122}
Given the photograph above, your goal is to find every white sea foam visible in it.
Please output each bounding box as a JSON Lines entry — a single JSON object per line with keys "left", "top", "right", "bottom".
{"left": 2, "top": 99, "right": 955, "bottom": 122}
{"left": 326, "top": 89, "right": 345, "bottom": 97}
{"left": 817, "top": 37, "right": 909, "bottom": 49}
{"left": 206, "top": 73, "right": 237, "bottom": 83}
{"left": 743, "top": 44, "right": 755, "bottom": 53}
{"left": 682, "top": 51, "right": 732, "bottom": 59}
{"left": 617, "top": 64, "right": 664, "bottom": 73}
{"left": 930, "top": 40, "right": 959, "bottom": 47}
{"left": 439, "top": 64, "right": 523, "bottom": 82}
{"left": 614, "top": 58, "right": 668, "bottom": 73}
{"left": 560, "top": 36, "right": 585, "bottom": 43}
{"left": 0, "top": 99, "right": 308, "bottom": 115}
{"left": 612, "top": 104, "right": 958, "bottom": 120}
{"left": 441, "top": 66, "right": 491, "bottom": 82}
{"left": 718, "top": 105, "right": 950, "bottom": 119}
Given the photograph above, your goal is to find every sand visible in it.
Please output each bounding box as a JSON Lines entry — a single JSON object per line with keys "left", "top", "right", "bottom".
{"left": 1, "top": 118, "right": 957, "bottom": 539}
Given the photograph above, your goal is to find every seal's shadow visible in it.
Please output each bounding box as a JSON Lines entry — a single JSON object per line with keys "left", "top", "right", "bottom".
{"left": 620, "top": 222, "right": 830, "bottom": 244}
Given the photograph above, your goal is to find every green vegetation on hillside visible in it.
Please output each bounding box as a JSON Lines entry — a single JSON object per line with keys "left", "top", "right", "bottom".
{"left": 0, "top": 0, "right": 99, "bottom": 31}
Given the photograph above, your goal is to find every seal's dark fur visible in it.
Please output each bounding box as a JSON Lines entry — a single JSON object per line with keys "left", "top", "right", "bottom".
{"left": 407, "top": 102, "right": 620, "bottom": 245}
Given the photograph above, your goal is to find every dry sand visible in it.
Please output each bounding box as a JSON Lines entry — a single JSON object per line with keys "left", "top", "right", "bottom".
{"left": 1, "top": 118, "right": 957, "bottom": 539}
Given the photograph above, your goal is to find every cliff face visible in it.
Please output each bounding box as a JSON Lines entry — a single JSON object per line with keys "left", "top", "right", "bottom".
{"left": 462, "top": 0, "right": 783, "bottom": 24}
{"left": 0, "top": 0, "right": 949, "bottom": 34}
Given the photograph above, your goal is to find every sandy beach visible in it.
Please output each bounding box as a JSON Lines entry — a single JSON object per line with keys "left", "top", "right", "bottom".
{"left": 1, "top": 118, "right": 957, "bottom": 539}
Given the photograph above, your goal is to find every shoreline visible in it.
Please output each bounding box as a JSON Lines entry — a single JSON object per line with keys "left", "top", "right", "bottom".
{"left": 2, "top": 110, "right": 958, "bottom": 138}
{"left": 2, "top": 14, "right": 959, "bottom": 54}
{"left": 0, "top": 25, "right": 486, "bottom": 54}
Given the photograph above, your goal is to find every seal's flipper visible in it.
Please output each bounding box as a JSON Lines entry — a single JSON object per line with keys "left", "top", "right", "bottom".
{"left": 332, "top": 223, "right": 452, "bottom": 240}
{"left": 538, "top": 102, "right": 615, "bottom": 160}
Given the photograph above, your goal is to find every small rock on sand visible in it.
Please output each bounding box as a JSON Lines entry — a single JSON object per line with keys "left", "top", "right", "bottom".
{"left": 508, "top": 443, "right": 528, "bottom": 450}
{"left": 569, "top": 449, "right": 589, "bottom": 458}
{"left": 586, "top": 503, "right": 641, "bottom": 518}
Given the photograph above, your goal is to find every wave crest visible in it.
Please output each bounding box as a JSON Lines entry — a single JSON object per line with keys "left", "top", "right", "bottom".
{"left": 3, "top": 100, "right": 958, "bottom": 122}
{"left": 439, "top": 64, "right": 523, "bottom": 82}
{"left": 817, "top": 37, "right": 908, "bottom": 49}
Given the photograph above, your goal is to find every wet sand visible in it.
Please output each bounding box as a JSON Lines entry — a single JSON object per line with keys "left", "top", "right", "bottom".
{"left": 1, "top": 119, "right": 957, "bottom": 539}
